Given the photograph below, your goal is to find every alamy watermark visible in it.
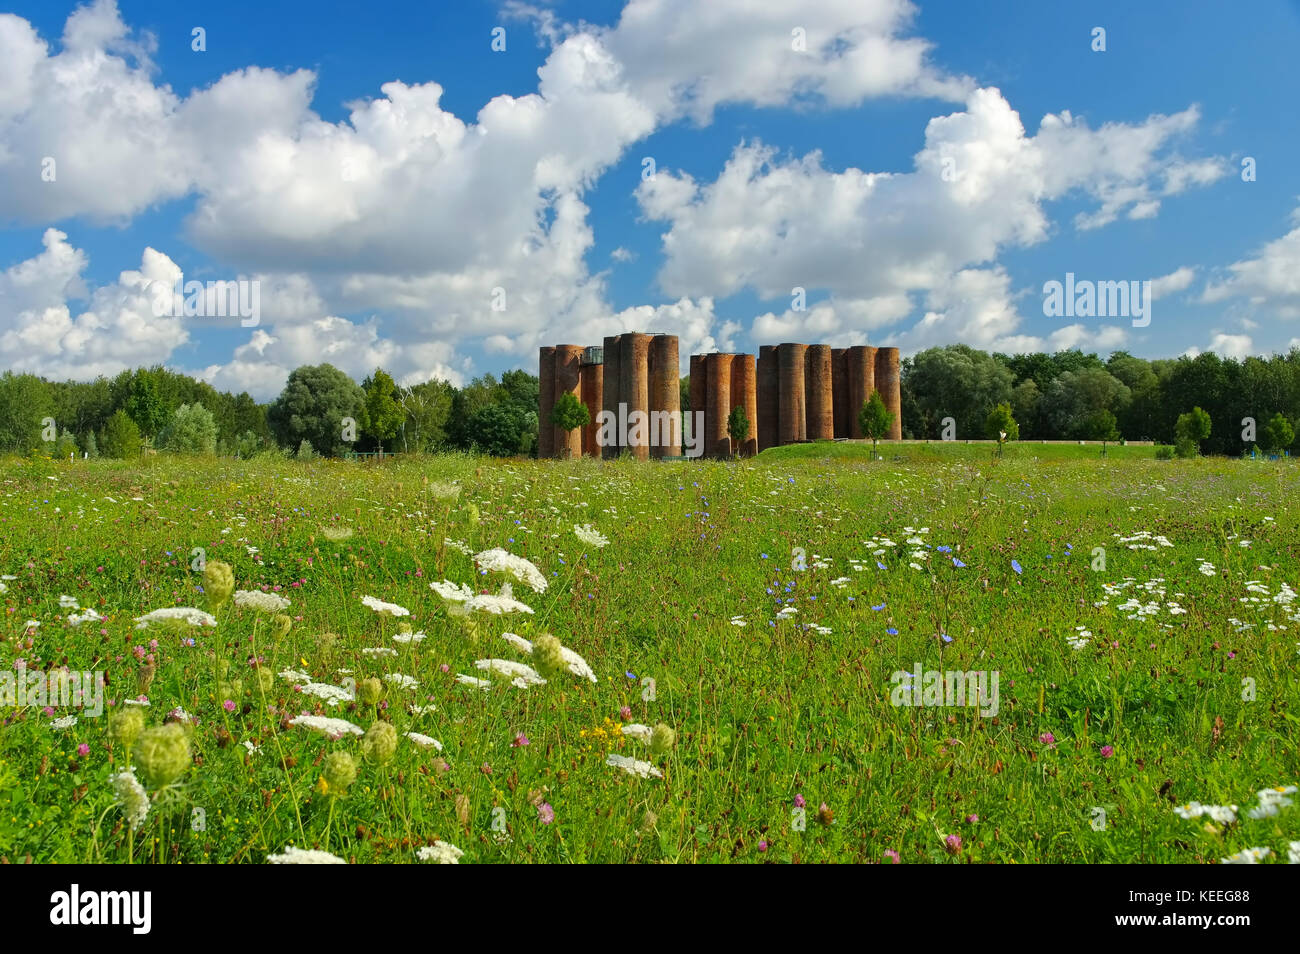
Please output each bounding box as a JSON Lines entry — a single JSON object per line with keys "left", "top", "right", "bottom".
{"left": 595, "top": 402, "right": 705, "bottom": 458}
{"left": 1042, "top": 273, "right": 1150, "bottom": 327}
{"left": 149, "top": 275, "right": 260, "bottom": 327}
{"left": 2, "top": 661, "right": 105, "bottom": 717}
{"left": 889, "top": 663, "right": 999, "bottom": 717}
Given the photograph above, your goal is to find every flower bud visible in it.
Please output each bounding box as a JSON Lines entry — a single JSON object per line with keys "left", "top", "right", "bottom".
{"left": 533, "top": 634, "right": 567, "bottom": 681}
{"left": 322, "top": 751, "right": 358, "bottom": 795}
{"left": 361, "top": 721, "right": 398, "bottom": 764}
{"left": 357, "top": 677, "right": 383, "bottom": 706}
{"left": 108, "top": 707, "right": 145, "bottom": 751}
{"left": 203, "top": 560, "right": 235, "bottom": 609}
{"left": 649, "top": 723, "right": 676, "bottom": 757}
{"left": 133, "top": 723, "right": 191, "bottom": 790}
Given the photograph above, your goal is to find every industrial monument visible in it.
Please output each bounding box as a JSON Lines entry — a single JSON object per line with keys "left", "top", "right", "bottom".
{"left": 539, "top": 335, "right": 902, "bottom": 459}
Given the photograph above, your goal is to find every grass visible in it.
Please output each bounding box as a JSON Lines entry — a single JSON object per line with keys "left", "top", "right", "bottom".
{"left": 0, "top": 450, "right": 1297, "bottom": 864}
{"left": 759, "top": 439, "right": 1169, "bottom": 462}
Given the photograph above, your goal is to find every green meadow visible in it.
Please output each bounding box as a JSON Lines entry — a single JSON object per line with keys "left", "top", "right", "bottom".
{"left": 1, "top": 450, "right": 1297, "bottom": 864}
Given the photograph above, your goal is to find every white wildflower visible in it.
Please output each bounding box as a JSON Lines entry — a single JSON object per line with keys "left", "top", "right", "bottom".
{"left": 134, "top": 607, "right": 217, "bottom": 629}
{"left": 1246, "top": 785, "right": 1296, "bottom": 819}
{"left": 417, "top": 841, "right": 463, "bottom": 864}
{"left": 384, "top": 673, "right": 419, "bottom": 690}
{"left": 622, "top": 724, "right": 653, "bottom": 744}
{"left": 298, "top": 682, "right": 354, "bottom": 706}
{"left": 392, "top": 631, "right": 426, "bottom": 644}
{"left": 361, "top": 595, "right": 410, "bottom": 617}
{"left": 606, "top": 753, "right": 664, "bottom": 779}
{"left": 233, "top": 590, "right": 290, "bottom": 613}
{"left": 405, "top": 732, "right": 443, "bottom": 750}
{"left": 1221, "top": 847, "right": 1271, "bottom": 864}
{"left": 474, "top": 548, "right": 548, "bottom": 593}
{"left": 68, "top": 608, "right": 104, "bottom": 627}
{"left": 287, "top": 714, "right": 364, "bottom": 738}
{"left": 474, "top": 658, "right": 546, "bottom": 686}
{"left": 455, "top": 674, "right": 492, "bottom": 689}
{"left": 50, "top": 715, "right": 78, "bottom": 730}
{"left": 111, "top": 768, "right": 149, "bottom": 831}
{"left": 430, "top": 579, "right": 474, "bottom": 603}
{"left": 267, "top": 846, "right": 347, "bottom": 864}
{"left": 1174, "top": 802, "right": 1238, "bottom": 824}
{"left": 574, "top": 524, "right": 609, "bottom": 548}
{"left": 58, "top": 595, "right": 79, "bottom": 609}
{"left": 500, "top": 632, "right": 596, "bottom": 682}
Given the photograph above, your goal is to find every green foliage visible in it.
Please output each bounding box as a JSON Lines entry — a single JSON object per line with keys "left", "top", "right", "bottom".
{"left": 907, "top": 345, "right": 1013, "bottom": 439}
{"left": 726, "top": 405, "right": 750, "bottom": 454}
{"left": 1261, "top": 412, "right": 1295, "bottom": 454}
{"left": 1174, "top": 406, "right": 1212, "bottom": 457}
{"left": 550, "top": 391, "right": 590, "bottom": 435}
{"left": 124, "top": 371, "right": 170, "bottom": 438}
{"left": 84, "top": 430, "right": 99, "bottom": 459}
{"left": 99, "top": 409, "right": 142, "bottom": 459}
{"left": 0, "top": 371, "right": 53, "bottom": 453}
{"left": 1045, "top": 368, "right": 1130, "bottom": 439}
{"left": 1082, "top": 408, "right": 1120, "bottom": 445}
{"left": 985, "top": 402, "right": 1018, "bottom": 441}
{"left": 267, "top": 364, "right": 365, "bottom": 457}
{"left": 158, "top": 403, "right": 218, "bottom": 455}
{"left": 233, "top": 430, "right": 263, "bottom": 459}
{"left": 361, "top": 368, "right": 404, "bottom": 450}
{"left": 471, "top": 402, "right": 530, "bottom": 456}
{"left": 858, "top": 389, "right": 894, "bottom": 451}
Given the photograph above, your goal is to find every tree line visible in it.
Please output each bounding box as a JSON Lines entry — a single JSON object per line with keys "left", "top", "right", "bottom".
{"left": 2, "top": 344, "right": 1298, "bottom": 459}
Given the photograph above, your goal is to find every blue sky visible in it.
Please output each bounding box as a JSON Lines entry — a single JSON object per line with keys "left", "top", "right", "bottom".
{"left": 1, "top": 0, "right": 1298, "bottom": 399}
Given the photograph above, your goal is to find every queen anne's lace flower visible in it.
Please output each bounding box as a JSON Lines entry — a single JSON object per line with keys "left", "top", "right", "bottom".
{"left": 474, "top": 658, "right": 546, "bottom": 686}
{"left": 361, "top": 595, "right": 410, "bottom": 617}
{"left": 474, "top": 549, "right": 548, "bottom": 593}
{"left": 606, "top": 753, "right": 664, "bottom": 779}
{"left": 134, "top": 607, "right": 217, "bottom": 629}
{"left": 573, "top": 524, "right": 609, "bottom": 548}
{"left": 234, "top": 590, "right": 290, "bottom": 613}
{"left": 1221, "top": 846, "right": 1271, "bottom": 864}
{"left": 111, "top": 768, "right": 149, "bottom": 831}
{"left": 416, "top": 841, "right": 463, "bottom": 863}
{"left": 500, "top": 632, "right": 596, "bottom": 682}
{"left": 288, "top": 714, "right": 364, "bottom": 738}
{"left": 267, "top": 846, "right": 347, "bottom": 864}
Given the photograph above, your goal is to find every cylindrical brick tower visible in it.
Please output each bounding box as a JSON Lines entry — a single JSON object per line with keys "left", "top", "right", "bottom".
{"left": 538, "top": 346, "right": 556, "bottom": 458}
{"left": 777, "top": 343, "right": 808, "bottom": 444}
{"left": 875, "top": 346, "right": 902, "bottom": 440}
{"left": 689, "top": 353, "right": 706, "bottom": 455}
{"left": 705, "top": 352, "right": 734, "bottom": 459}
{"left": 553, "top": 345, "right": 584, "bottom": 458}
{"left": 731, "top": 354, "right": 758, "bottom": 457}
{"left": 650, "top": 334, "right": 681, "bottom": 458}
{"left": 620, "top": 333, "right": 652, "bottom": 460}
{"left": 757, "top": 345, "right": 778, "bottom": 452}
{"left": 601, "top": 335, "right": 622, "bottom": 459}
{"left": 805, "top": 344, "right": 834, "bottom": 441}
{"left": 580, "top": 361, "right": 603, "bottom": 458}
{"left": 831, "top": 348, "right": 849, "bottom": 439}
{"left": 847, "top": 345, "right": 877, "bottom": 439}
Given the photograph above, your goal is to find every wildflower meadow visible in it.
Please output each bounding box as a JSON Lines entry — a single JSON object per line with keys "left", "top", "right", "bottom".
{"left": 1, "top": 446, "right": 1296, "bottom": 864}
